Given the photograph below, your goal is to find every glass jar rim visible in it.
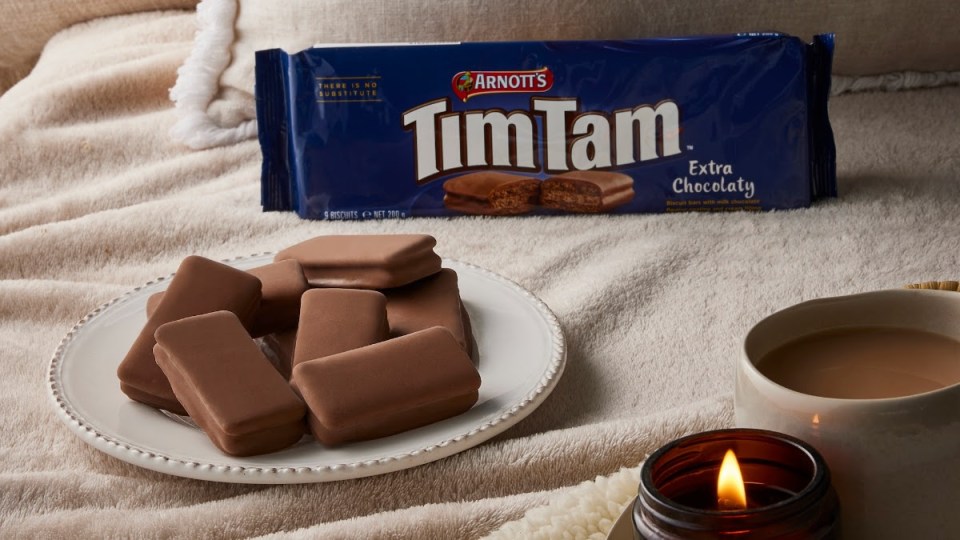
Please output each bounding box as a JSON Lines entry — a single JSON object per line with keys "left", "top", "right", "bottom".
{"left": 637, "top": 428, "right": 833, "bottom": 528}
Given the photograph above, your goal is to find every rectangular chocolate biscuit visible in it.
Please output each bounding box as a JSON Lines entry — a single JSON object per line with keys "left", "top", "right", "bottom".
{"left": 154, "top": 311, "right": 306, "bottom": 456}
{"left": 246, "top": 259, "right": 308, "bottom": 337}
{"left": 541, "top": 171, "right": 635, "bottom": 212}
{"left": 443, "top": 172, "right": 540, "bottom": 215}
{"left": 275, "top": 234, "right": 441, "bottom": 289}
{"left": 292, "top": 288, "right": 389, "bottom": 368}
{"left": 117, "top": 256, "right": 262, "bottom": 414}
{"left": 292, "top": 327, "right": 481, "bottom": 446}
{"left": 146, "top": 259, "right": 307, "bottom": 338}
{"left": 384, "top": 268, "right": 471, "bottom": 352}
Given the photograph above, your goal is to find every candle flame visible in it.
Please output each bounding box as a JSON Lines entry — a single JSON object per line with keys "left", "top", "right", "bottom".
{"left": 717, "top": 449, "right": 747, "bottom": 511}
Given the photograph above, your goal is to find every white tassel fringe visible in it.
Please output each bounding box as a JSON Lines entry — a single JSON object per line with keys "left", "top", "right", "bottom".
{"left": 169, "top": 0, "right": 256, "bottom": 149}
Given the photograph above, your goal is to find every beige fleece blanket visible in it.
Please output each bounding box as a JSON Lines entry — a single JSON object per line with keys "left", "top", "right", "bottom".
{"left": 2, "top": 10, "right": 959, "bottom": 539}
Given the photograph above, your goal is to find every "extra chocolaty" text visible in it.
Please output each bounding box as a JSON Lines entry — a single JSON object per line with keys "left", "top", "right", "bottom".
{"left": 401, "top": 98, "right": 681, "bottom": 183}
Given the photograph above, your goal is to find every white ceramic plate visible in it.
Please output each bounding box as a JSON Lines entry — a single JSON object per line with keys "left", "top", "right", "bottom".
{"left": 48, "top": 255, "right": 565, "bottom": 484}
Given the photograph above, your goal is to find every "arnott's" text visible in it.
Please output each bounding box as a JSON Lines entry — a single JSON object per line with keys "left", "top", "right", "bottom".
{"left": 401, "top": 98, "right": 681, "bottom": 183}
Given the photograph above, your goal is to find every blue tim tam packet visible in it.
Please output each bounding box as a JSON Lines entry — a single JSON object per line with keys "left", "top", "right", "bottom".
{"left": 255, "top": 34, "right": 835, "bottom": 220}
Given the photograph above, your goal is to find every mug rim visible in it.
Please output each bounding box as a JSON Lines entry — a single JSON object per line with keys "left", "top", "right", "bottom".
{"left": 742, "top": 288, "right": 960, "bottom": 405}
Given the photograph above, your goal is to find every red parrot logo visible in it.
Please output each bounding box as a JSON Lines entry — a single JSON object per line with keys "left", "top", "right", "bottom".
{"left": 451, "top": 67, "right": 553, "bottom": 102}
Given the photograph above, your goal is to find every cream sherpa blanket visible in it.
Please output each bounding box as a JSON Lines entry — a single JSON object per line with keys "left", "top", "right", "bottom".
{"left": 1, "top": 10, "right": 959, "bottom": 539}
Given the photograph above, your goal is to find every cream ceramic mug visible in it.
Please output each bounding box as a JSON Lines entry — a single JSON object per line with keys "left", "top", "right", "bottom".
{"left": 736, "top": 289, "right": 960, "bottom": 539}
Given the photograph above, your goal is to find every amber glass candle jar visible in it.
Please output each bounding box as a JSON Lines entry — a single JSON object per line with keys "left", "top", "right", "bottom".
{"left": 633, "top": 428, "right": 839, "bottom": 539}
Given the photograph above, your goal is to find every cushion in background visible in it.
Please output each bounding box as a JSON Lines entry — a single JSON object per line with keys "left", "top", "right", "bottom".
{"left": 203, "top": 0, "right": 960, "bottom": 130}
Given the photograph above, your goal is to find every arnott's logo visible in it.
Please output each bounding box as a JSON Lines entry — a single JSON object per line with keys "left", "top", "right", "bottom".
{"left": 452, "top": 68, "right": 554, "bottom": 102}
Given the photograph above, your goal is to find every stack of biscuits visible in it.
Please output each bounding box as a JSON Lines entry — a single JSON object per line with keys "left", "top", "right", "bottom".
{"left": 117, "top": 234, "right": 480, "bottom": 456}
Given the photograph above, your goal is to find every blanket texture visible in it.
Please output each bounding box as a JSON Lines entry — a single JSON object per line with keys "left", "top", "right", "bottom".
{"left": 0, "top": 0, "right": 197, "bottom": 94}
{"left": 1, "top": 10, "right": 958, "bottom": 539}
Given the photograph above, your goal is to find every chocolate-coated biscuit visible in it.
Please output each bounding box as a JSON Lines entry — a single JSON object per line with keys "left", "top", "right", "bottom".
{"left": 118, "top": 256, "right": 261, "bottom": 414}
{"left": 145, "top": 291, "right": 163, "bottom": 318}
{"left": 145, "top": 260, "right": 307, "bottom": 338}
{"left": 275, "top": 234, "right": 441, "bottom": 289}
{"left": 293, "top": 327, "right": 481, "bottom": 446}
{"left": 154, "top": 311, "right": 306, "bottom": 456}
{"left": 292, "top": 289, "right": 390, "bottom": 369}
{"left": 384, "top": 268, "right": 471, "bottom": 353}
{"left": 245, "top": 260, "right": 308, "bottom": 337}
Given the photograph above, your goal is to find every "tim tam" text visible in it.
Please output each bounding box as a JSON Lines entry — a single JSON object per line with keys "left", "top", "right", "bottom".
{"left": 401, "top": 97, "right": 681, "bottom": 183}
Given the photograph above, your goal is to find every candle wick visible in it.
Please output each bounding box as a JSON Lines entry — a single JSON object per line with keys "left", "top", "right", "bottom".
{"left": 718, "top": 496, "right": 746, "bottom": 511}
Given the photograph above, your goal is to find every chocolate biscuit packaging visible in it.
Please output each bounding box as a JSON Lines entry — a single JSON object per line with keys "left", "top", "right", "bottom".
{"left": 256, "top": 34, "right": 836, "bottom": 219}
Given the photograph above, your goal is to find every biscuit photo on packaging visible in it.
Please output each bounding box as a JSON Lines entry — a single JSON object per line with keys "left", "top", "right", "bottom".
{"left": 443, "top": 171, "right": 540, "bottom": 215}
{"left": 541, "top": 170, "right": 635, "bottom": 213}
